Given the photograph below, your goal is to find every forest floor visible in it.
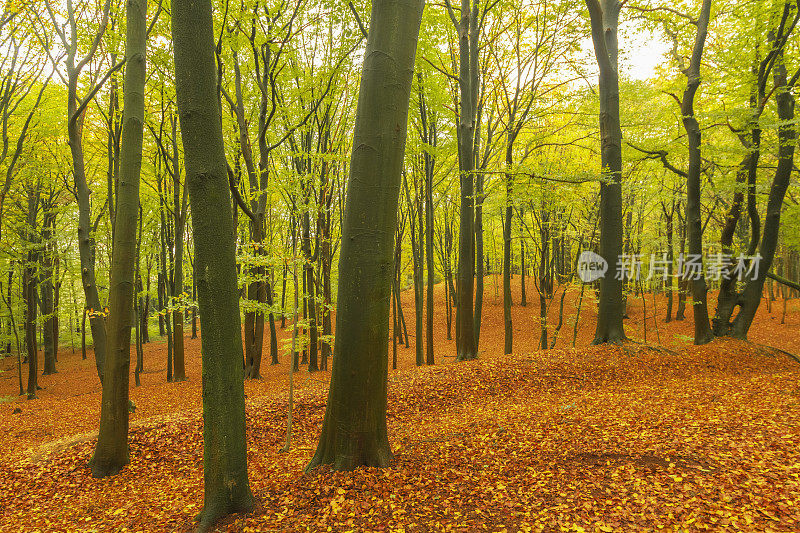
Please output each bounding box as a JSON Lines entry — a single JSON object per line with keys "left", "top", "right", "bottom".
{"left": 0, "top": 276, "right": 798, "bottom": 532}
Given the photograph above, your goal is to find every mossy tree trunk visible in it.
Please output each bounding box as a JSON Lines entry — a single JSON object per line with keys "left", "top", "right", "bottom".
{"left": 91, "top": 0, "right": 146, "bottom": 478}
{"left": 171, "top": 0, "right": 253, "bottom": 528}
{"left": 306, "top": 0, "right": 424, "bottom": 472}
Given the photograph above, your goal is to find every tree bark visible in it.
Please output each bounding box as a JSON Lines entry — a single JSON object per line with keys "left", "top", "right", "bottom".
{"left": 172, "top": 0, "right": 254, "bottom": 527}
{"left": 681, "top": 0, "right": 713, "bottom": 345}
{"left": 586, "top": 0, "right": 626, "bottom": 344}
{"left": 453, "top": 0, "right": 479, "bottom": 361}
{"left": 39, "top": 209, "right": 57, "bottom": 375}
{"left": 732, "top": 51, "right": 796, "bottom": 337}
{"left": 23, "top": 189, "right": 39, "bottom": 399}
{"left": 91, "top": 0, "right": 145, "bottom": 478}
{"left": 306, "top": 0, "right": 424, "bottom": 471}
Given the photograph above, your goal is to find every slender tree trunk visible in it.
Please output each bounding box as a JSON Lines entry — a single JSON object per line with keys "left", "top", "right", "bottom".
{"left": 503, "top": 170, "right": 513, "bottom": 354}
{"left": 172, "top": 0, "right": 254, "bottom": 526}
{"left": 24, "top": 257, "right": 38, "bottom": 399}
{"left": 454, "top": 0, "right": 478, "bottom": 361}
{"left": 91, "top": 0, "right": 145, "bottom": 478}
{"left": 474, "top": 168, "right": 484, "bottom": 349}
{"left": 40, "top": 210, "right": 57, "bottom": 375}
{"left": 23, "top": 190, "right": 39, "bottom": 399}
{"left": 664, "top": 206, "right": 674, "bottom": 322}
{"left": 681, "top": 0, "right": 713, "bottom": 345}
{"left": 425, "top": 131, "right": 435, "bottom": 365}
{"left": 306, "top": 0, "right": 424, "bottom": 471}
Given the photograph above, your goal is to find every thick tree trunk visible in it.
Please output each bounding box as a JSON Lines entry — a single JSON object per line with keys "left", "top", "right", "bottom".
{"left": 586, "top": 0, "right": 626, "bottom": 344}
{"left": 306, "top": 0, "right": 424, "bottom": 471}
{"left": 172, "top": 0, "right": 254, "bottom": 527}
{"left": 91, "top": 0, "right": 145, "bottom": 478}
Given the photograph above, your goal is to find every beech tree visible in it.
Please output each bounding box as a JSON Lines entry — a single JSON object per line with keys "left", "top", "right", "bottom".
{"left": 585, "top": 0, "right": 626, "bottom": 344}
{"left": 172, "top": 0, "right": 253, "bottom": 528}
{"left": 90, "top": 0, "right": 146, "bottom": 479}
{"left": 42, "top": 0, "right": 114, "bottom": 382}
{"left": 306, "top": 0, "right": 425, "bottom": 471}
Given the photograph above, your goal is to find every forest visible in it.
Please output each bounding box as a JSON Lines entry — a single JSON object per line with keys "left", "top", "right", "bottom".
{"left": 0, "top": 0, "right": 799, "bottom": 531}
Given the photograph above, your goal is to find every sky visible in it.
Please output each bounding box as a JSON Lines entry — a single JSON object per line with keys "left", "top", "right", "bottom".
{"left": 622, "top": 26, "right": 672, "bottom": 81}
{"left": 579, "top": 22, "right": 672, "bottom": 83}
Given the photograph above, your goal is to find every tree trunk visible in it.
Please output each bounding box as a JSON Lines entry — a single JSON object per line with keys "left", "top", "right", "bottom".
{"left": 40, "top": 210, "right": 57, "bottom": 375}
{"left": 171, "top": 116, "right": 188, "bottom": 383}
{"left": 681, "top": 0, "right": 713, "bottom": 345}
{"left": 454, "top": 0, "right": 478, "bottom": 362}
{"left": 586, "top": 0, "right": 626, "bottom": 344}
{"left": 503, "top": 168, "right": 513, "bottom": 354}
{"left": 306, "top": 0, "right": 424, "bottom": 471}
{"left": 424, "top": 112, "right": 435, "bottom": 365}
{"left": 91, "top": 0, "right": 145, "bottom": 478}
{"left": 474, "top": 166, "right": 484, "bottom": 349}
{"left": 732, "top": 52, "right": 796, "bottom": 338}
{"left": 664, "top": 205, "right": 674, "bottom": 322}
{"left": 172, "top": 0, "right": 254, "bottom": 527}
{"left": 23, "top": 189, "right": 39, "bottom": 399}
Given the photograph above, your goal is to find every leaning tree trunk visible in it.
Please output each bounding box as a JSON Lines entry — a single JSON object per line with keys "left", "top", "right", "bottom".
{"left": 306, "top": 0, "right": 424, "bottom": 472}
{"left": 172, "top": 0, "right": 253, "bottom": 528}
{"left": 586, "top": 0, "right": 626, "bottom": 344}
{"left": 90, "top": 0, "right": 145, "bottom": 478}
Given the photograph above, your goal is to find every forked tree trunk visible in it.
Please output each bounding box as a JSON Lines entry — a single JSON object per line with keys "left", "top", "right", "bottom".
{"left": 306, "top": 0, "right": 424, "bottom": 471}
{"left": 732, "top": 53, "right": 796, "bottom": 338}
{"left": 91, "top": 0, "right": 145, "bottom": 478}
{"left": 172, "top": 0, "right": 254, "bottom": 528}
